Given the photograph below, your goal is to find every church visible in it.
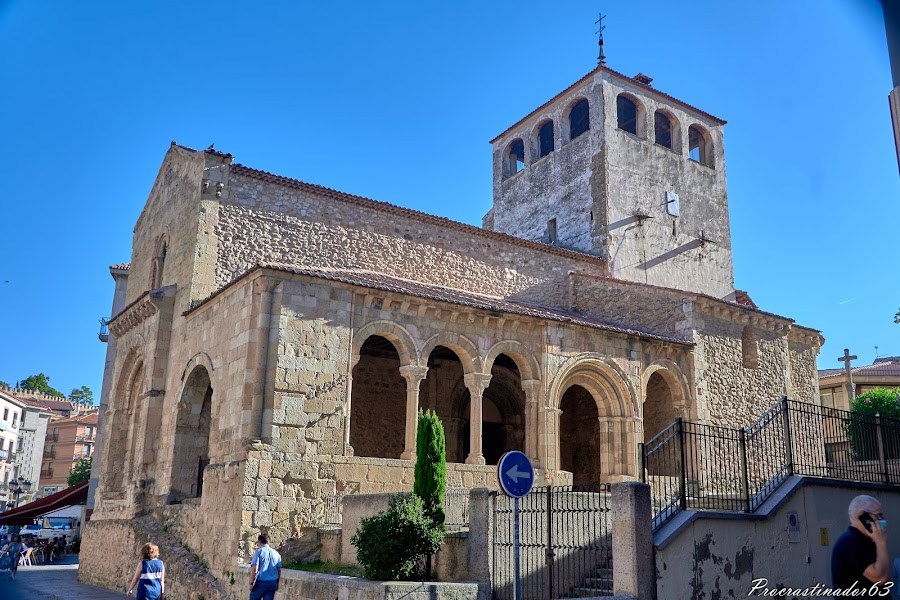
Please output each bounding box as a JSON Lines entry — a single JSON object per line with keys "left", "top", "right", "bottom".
{"left": 82, "top": 57, "right": 822, "bottom": 588}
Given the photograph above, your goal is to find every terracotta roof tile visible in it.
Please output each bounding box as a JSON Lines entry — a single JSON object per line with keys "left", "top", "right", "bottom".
{"left": 185, "top": 263, "right": 691, "bottom": 346}
{"left": 228, "top": 164, "right": 609, "bottom": 270}
{"left": 109, "top": 263, "right": 130, "bottom": 271}
{"left": 819, "top": 360, "right": 900, "bottom": 380}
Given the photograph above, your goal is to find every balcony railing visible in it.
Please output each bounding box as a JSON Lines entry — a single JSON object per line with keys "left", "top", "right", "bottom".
{"left": 98, "top": 317, "right": 109, "bottom": 342}
{"left": 46, "top": 433, "right": 58, "bottom": 442}
{"left": 76, "top": 434, "right": 96, "bottom": 442}
{"left": 40, "top": 468, "right": 53, "bottom": 478}
{"left": 43, "top": 450, "right": 56, "bottom": 459}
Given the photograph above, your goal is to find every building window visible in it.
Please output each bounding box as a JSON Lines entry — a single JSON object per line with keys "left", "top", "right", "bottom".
{"left": 2, "top": 408, "right": 7, "bottom": 421}
{"left": 548, "top": 218, "right": 558, "bottom": 245}
{"left": 689, "top": 124, "right": 713, "bottom": 167}
{"left": 616, "top": 94, "right": 640, "bottom": 135}
{"left": 568, "top": 98, "right": 590, "bottom": 140}
{"left": 506, "top": 139, "right": 525, "bottom": 176}
{"left": 654, "top": 110, "right": 674, "bottom": 149}
{"left": 83, "top": 445, "right": 90, "bottom": 456}
{"left": 150, "top": 239, "right": 168, "bottom": 289}
{"left": 538, "top": 120, "right": 555, "bottom": 158}
{"left": 741, "top": 326, "right": 759, "bottom": 369}
{"left": 11, "top": 413, "right": 16, "bottom": 428}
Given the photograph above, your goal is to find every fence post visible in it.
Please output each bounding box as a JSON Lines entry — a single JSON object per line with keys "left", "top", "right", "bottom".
{"left": 677, "top": 417, "right": 687, "bottom": 512}
{"left": 875, "top": 414, "right": 889, "bottom": 484}
{"left": 611, "top": 482, "right": 656, "bottom": 600}
{"left": 546, "top": 485, "right": 554, "bottom": 598}
{"left": 739, "top": 428, "right": 751, "bottom": 512}
{"left": 782, "top": 397, "right": 794, "bottom": 476}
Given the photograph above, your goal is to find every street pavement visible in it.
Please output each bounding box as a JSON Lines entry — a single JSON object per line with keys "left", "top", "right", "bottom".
{"left": 0, "top": 555, "right": 128, "bottom": 599}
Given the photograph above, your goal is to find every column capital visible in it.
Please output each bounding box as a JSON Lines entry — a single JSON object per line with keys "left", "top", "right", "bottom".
{"left": 463, "top": 372, "right": 492, "bottom": 396}
{"left": 521, "top": 379, "right": 542, "bottom": 402}
{"left": 399, "top": 365, "right": 429, "bottom": 388}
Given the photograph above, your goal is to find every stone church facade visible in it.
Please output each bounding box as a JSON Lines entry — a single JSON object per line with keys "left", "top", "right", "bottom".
{"left": 84, "top": 64, "right": 822, "bottom": 584}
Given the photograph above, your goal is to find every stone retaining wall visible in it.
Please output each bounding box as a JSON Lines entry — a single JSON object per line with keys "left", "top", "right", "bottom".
{"left": 79, "top": 516, "right": 232, "bottom": 600}
{"left": 235, "top": 564, "right": 486, "bottom": 600}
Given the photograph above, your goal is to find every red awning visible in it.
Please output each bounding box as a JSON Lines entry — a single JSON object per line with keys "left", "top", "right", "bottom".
{"left": 0, "top": 481, "right": 88, "bottom": 525}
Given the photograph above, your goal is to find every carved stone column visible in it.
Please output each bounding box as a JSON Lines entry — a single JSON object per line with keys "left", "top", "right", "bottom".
{"left": 521, "top": 379, "right": 542, "bottom": 468}
{"left": 399, "top": 365, "right": 429, "bottom": 460}
{"left": 464, "top": 373, "right": 491, "bottom": 465}
{"left": 344, "top": 353, "right": 360, "bottom": 456}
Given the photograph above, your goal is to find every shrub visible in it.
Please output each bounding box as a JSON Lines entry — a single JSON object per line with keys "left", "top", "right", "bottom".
{"left": 350, "top": 494, "right": 443, "bottom": 581}
{"left": 847, "top": 388, "right": 900, "bottom": 460}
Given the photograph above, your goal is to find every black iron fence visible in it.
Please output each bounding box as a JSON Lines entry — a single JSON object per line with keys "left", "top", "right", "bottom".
{"left": 492, "top": 484, "right": 612, "bottom": 600}
{"left": 643, "top": 398, "right": 900, "bottom": 530}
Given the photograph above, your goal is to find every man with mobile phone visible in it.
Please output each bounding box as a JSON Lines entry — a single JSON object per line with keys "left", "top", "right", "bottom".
{"left": 832, "top": 495, "right": 891, "bottom": 592}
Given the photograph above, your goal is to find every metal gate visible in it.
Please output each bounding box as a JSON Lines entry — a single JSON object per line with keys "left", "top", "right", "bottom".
{"left": 492, "top": 484, "right": 612, "bottom": 600}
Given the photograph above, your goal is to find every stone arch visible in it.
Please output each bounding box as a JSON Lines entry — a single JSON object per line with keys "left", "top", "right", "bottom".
{"left": 181, "top": 352, "right": 216, "bottom": 381}
{"left": 149, "top": 233, "right": 169, "bottom": 289}
{"left": 641, "top": 361, "right": 690, "bottom": 444}
{"left": 104, "top": 350, "right": 146, "bottom": 493}
{"left": 532, "top": 118, "right": 555, "bottom": 160}
{"left": 616, "top": 92, "right": 646, "bottom": 138}
{"left": 168, "top": 364, "right": 213, "bottom": 503}
{"left": 653, "top": 108, "right": 681, "bottom": 152}
{"left": 550, "top": 354, "right": 637, "bottom": 417}
{"left": 419, "top": 333, "right": 481, "bottom": 374}
{"left": 505, "top": 138, "right": 526, "bottom": 177}
{"left": 688, "top": 123, "right": 714, "bottom": 167}
{"left": 349, "top": 334, "right": 409, "bottom": 459}
{"left": 551, "top": 354, "right": 639, "bottom": 480}
{"left": 564, "top": 97, "right": 590, "bottom": 142}
{"left": 483, "top": 340, "right": 541, "bottom": 382}
{"left": 351, "top": 320, "right": 417, "bottom": 368}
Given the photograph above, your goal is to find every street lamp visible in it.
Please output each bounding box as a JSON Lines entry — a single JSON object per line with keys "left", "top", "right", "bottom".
{"left": 7, "top": 476, "right": 32, "bottom": 508}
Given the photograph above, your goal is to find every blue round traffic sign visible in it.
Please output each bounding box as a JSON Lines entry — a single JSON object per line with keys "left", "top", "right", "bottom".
{"left": 497, "top": 451, "right": 534, "bottom": 498}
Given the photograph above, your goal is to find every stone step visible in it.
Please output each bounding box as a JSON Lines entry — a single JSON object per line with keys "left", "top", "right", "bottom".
{"left": 581, "top": 575, "right": 613, "bottom": 587}
{"left": 572, "top": 587, "right": 614, "bottom": 597}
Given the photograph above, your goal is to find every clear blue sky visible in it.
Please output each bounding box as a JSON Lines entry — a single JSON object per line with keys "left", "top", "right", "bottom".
{"left": 0, "top": 1, "right": 896, "bottom": 399}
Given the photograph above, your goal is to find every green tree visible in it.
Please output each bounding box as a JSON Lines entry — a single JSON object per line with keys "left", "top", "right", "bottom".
{"left": 847, "top": 388, "right": 900, "bottom": 460}
{"left": 350, "top": 494, "right": 443, "bottom": 581}
{"left": 20, "top": 373, "right": 65, "bottom": 398}
{"left": 413, "top": 409, "right": 446, "bottom": 578}
{"left": 69, "top": 386, "right": 94, "bottom": 405}
{"left": 0, "top": 381, "right": 8, "bottom": 389}
{"left": 68, "top": 456, "right": 92, "bottom": 486}
{"left": 895, "top": 308, "right": 899, "bottom": 324}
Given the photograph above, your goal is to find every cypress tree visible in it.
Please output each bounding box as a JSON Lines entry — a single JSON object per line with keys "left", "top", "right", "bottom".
{"left": 413, "top": 409, "right": 446, "bottom": 578}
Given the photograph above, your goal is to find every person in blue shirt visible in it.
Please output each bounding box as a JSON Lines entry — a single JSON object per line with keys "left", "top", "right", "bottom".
{"left": 249, "top": 534, "right": 282, "bottom": 600}
{"left": 128, "top": 542, "right": 165, "bottom": 600}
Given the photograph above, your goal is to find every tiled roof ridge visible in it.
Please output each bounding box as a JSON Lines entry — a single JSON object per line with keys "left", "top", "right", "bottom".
{"left": 227, "top": 163, "right": 609, "bottom": 269}
{"left": 109, "top": 263, "right": 130, "bottom": 271}
{"left": 490, "top": 64, "right": 726, "bottom": 143}
{"left": 569, "top": 272, "right": 817, "bottom": 331}
{"left": 183, "top": 262, "right": 691, "bottom": 346}
{"left": 819, "top": 360, "right": 900, "bottom": 379}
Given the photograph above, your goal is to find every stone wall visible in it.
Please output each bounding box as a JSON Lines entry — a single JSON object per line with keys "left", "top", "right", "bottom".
{"left": 79, "top": 516, "right": 232, "bottom": 600}
{"left": 216, "top": 169, "right": 609, "bottom": 310}
{"left": 655, "top": 479, "right": 900, "bottom": 599}
{"left": 789, "top": 333, "right": 820, "bottom": 404}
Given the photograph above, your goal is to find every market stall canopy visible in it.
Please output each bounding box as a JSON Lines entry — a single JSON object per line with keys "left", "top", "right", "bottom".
{"left": 0, "top": 481, "right": 88, "bottom": 525}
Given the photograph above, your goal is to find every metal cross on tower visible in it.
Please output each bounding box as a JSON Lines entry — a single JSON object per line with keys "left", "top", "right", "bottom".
{"left": 596, "top": 13, "right": 607, "bottom": 66}
{"left": 838, "top": 348, "right": 858, "bottom": 402}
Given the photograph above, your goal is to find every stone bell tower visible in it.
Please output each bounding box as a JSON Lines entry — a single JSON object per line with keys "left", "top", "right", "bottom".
{"left": 483, "top": 63, "right": 736, "bottom": 300}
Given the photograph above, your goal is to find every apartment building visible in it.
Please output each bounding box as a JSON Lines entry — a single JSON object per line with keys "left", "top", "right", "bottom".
{"left": 40, "top": 413, "right": 98, "bottom": 496}
{"left": 0, "top": 390, "right": 25, "bottom": 510}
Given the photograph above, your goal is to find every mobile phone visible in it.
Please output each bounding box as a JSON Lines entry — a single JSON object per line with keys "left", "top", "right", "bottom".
{"left": 860, "top": 511, "right": 874, "bottom": 532}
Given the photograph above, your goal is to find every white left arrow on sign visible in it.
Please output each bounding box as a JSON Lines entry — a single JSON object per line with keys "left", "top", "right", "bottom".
{"left": 505, "top": 464, "right": 532, "bottom": 483}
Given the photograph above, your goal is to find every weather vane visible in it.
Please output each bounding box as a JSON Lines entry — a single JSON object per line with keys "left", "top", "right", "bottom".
{"left": 595, "top": 12, "right": 607, "bottom": 66}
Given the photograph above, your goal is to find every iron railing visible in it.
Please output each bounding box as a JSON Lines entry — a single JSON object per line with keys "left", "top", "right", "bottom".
{"left": 492, "top": 484, "right": 612, "bottom": 600}
{"left": 643, "top": 398, "right": 900, "bottom": 530}
{"left": 323, "top": 493, "right": 344, "bottom": 527}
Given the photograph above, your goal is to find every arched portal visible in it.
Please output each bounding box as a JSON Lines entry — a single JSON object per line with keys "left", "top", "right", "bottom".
{"left": 643, "top": 372, "right": 680, "bottom": 443}
{"left": 107, "top": 358, "right": 144, "bottom": 493}
{"left": 169, "top": 366, "right": 212, "bottom": 503}
{"left": 559, "top": 385, "right": 601, "bottom": 485}
{"left": 349, "top": 335, "right": 406, "bottom": 458}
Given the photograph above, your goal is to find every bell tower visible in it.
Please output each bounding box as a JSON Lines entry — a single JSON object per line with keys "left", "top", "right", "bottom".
{"left": 483, "top": 62, "right": 735, "bottom": 300}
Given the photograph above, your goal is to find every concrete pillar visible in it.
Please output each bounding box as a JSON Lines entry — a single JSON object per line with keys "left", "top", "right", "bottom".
{"left": 399, "top": 365, "right": 429, "bottom": 461}
{"left": 521, "top": 379, "right": 542, "bottom": 468}
{"left": 464, "top": 373, "right": 491, "bottom": 465}
{"left": 467, "top": 487, "right": 494, "bottom": 585}
{"left": 611, "top": 482, "right": 655, "bottom": 600}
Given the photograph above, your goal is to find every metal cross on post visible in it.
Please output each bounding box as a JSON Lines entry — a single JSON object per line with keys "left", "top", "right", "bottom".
{"left": 838, "top": 348, "right": 858, "bottom": 403}
{"left": 595, "top": 13, "right": 607, "bottom": 66}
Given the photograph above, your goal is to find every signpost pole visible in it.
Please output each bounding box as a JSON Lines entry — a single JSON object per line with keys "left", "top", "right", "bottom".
{"left": 514, "top": 495, "right": 521, "bottom": 600}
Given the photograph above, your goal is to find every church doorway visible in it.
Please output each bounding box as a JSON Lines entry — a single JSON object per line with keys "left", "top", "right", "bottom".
{"left": 349, "top": 335, "right": 406, "bottom": 459}
{"left": 169, "top": 365, "right": 212, "bottom": 503}
{"left": 559, "top": 384, "right": 601, "bottom": 485}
